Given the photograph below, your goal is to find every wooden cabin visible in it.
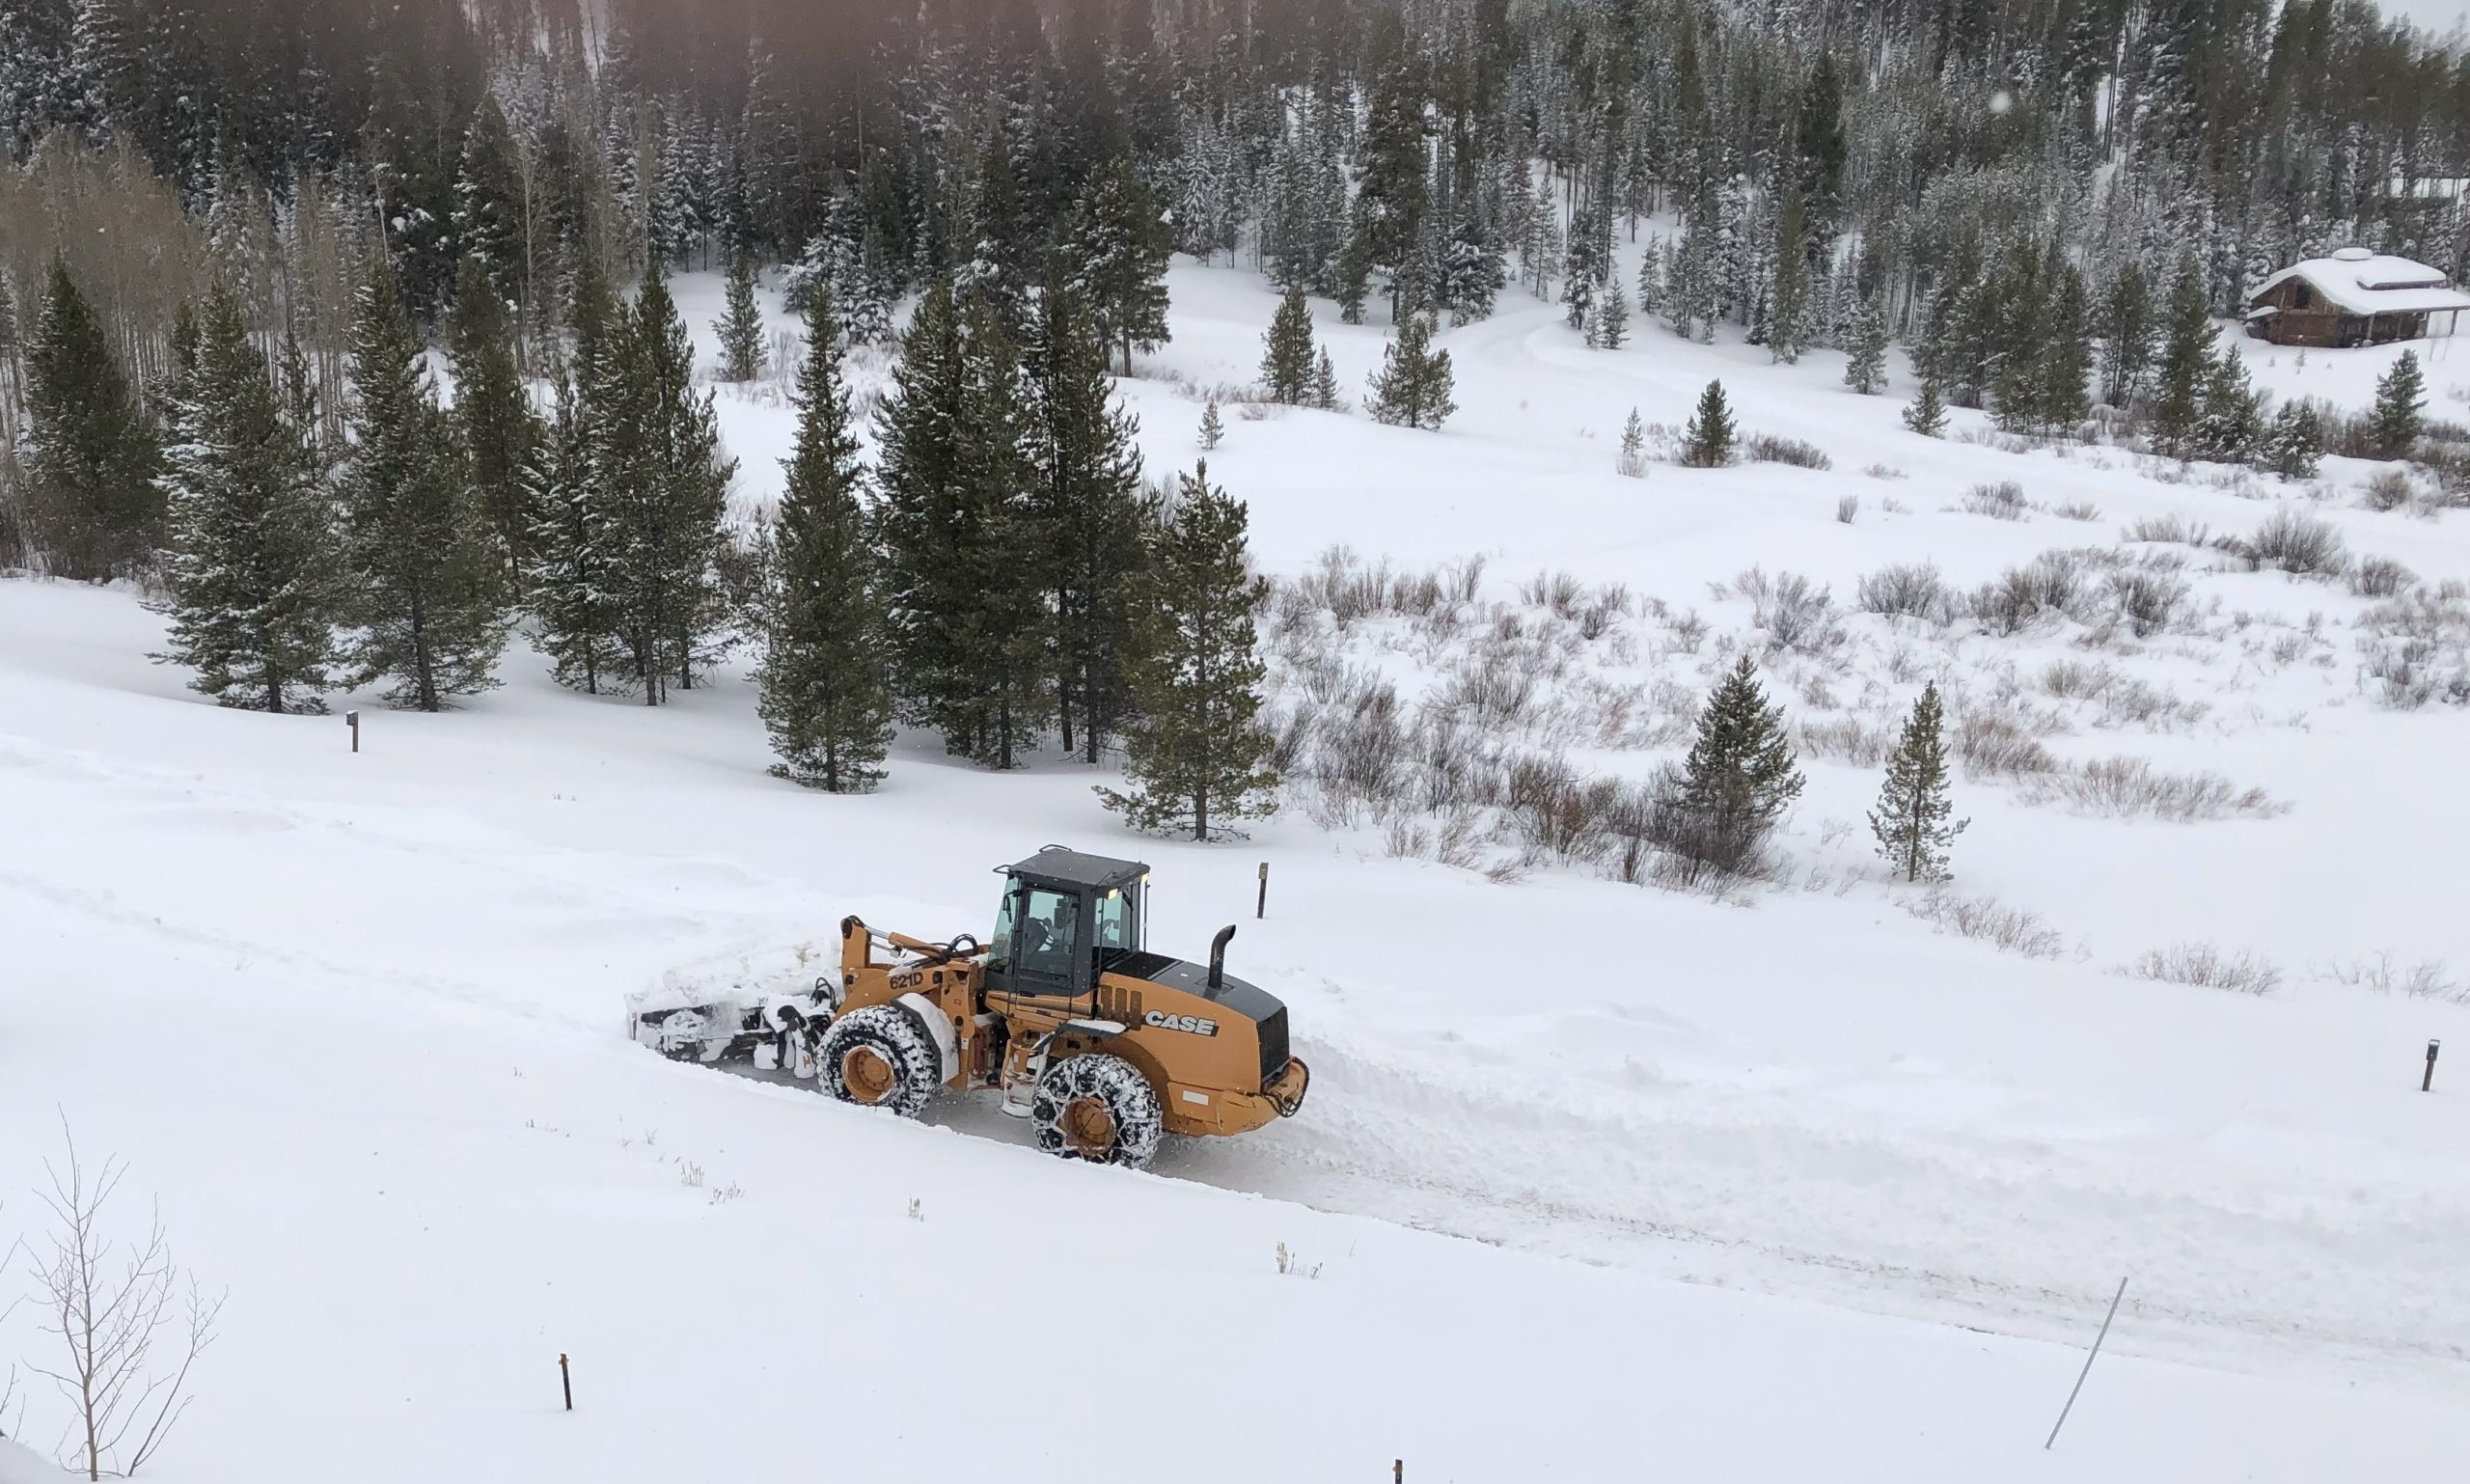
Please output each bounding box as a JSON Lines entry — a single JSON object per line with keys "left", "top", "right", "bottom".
{"left": 2244, "top": 248, "right": 2470, "bottom": 347}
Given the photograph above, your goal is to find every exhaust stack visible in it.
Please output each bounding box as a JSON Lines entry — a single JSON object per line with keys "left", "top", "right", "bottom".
{"left": 1207, "top": 924, "right": 1237, "bottom": 989}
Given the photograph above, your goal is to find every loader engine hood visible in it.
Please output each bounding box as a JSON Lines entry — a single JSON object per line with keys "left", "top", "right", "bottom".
{"left": 1103, "top": 950, "right": 1292, "bottom": 1088}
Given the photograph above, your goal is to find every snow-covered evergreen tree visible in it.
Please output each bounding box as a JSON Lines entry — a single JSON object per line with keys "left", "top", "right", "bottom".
{"left": 1681, "top": 379, "right": 1735, "bottom": 466}
{"left": 1844, "top": 295, "right": 1888, "bottom": 395}
{"left": 340, "top": 257, "right": 509, "bottom": 711}
{"left": 597, "top": 265, "right": 736, "bottom": 702}
{"left": 1067, "top": 156, "right": 1171, "bottom": 374}
{"left": 2264, "top": 400, "right": 2326, "bottom": 481}
{"left": 20, "top": 254, "right": 159, "bottom": 580}
{"left": 1310, "top": 347, "right": 1339, "bottom": 410}
{"left": 522, "top": 359, "right": 621, "bottom": 695}
{"left": 1667, "top": 655, "right": 1802, "bottom": 875}
{"left": 1903, "top": 377, "right": 1948, "bottom": 437}
{"left": 156, "top": 289, "right": 341, "bottom": 713}
{"left": 1366, "top": 313, "right": 1455, "bottom": 430}
{"left": 1260, "top": 284, "right": 1316, "bottom": 404}
{"left": 1029, "top": 283, "right": 1152, "bottom": 763}
{"left": 1870, "top": 681, "right": 1964, "bottom": 883}
{"left": 447, "top": 256, "right": 538, "bottom": 579}
{"left": 714, "top": 253, "right": 766, "bottom": 382}
{"left": 757, "top": 287, "right": 892, "bottom": 792}
{"left": 1100, "top": 460, "right": 1276, "bottom": 841}
{"left": 2372, "top": 350, "right": 2426, "bottom": 458}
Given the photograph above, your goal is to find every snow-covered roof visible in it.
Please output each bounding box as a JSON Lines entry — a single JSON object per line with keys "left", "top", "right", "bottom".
{"left": 2253, "top": 248, "right": 2470, "bottom": 316}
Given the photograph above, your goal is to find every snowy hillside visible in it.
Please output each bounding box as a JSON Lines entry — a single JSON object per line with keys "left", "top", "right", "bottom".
{"left": 7, "top": 263, "right": 2470, "bottom": 1480}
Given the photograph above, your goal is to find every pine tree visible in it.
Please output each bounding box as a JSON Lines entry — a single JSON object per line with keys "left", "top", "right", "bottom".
{"left": 2192, "top": 349, "right": 2264, "bottom": 463}
{"left": 715, "top": 253, "right": 767, "bottom": 382}
{"left": 2034, "top": 263, "right": 2094, "bottom": 433}
{"left": 2371, "top": 350, "right": 2426, "bottom": 459}
{"left": 156, "top": 287, "right": 341, "bottom": 713}
{"left": 1367, "top": 313, "right": 1455, "bottom": 429}
{"left": 1594, "top": 274, "right": 1631, "bottom": 349}
{"left": 599, "top": 265, "right": 736, "bottom": 703}
{"left": 758, "top": 287, "right": 892, "bottom": 792}
{"left": 2097, "top": 264, "right": 2154, "bottom": 408}
{"left": 1100, "top": 460, "right": 1276, "bottom": 841}
{"left": 341, "top": 257, "right": 509, "bottom": 711}
{"left": 2149, "top": 263, "right": 2214, "bottom": 455}
{"left": 1903, "top": 376, "right": 1947, "bottom": 437}
{"left": 1260, "top": 284, "right": 1316, "bottom": 403}
{"left": 1767, "top": 188, "right": 1808, "bottom": 364}
{"left": 1617, "top": 408, "right": 1647, "bottom": 478}
{"left": 1029, "top": 283, "right": 1152, "bottom": 763}
{"left": 453, "top": 96, "right": 523, "bottom": 300}
{"left": 876, "top": 281, "right": 1047, "bottom": 767}
{"left": 21, "top": 254, "right": 159, "bottom": 580}
{"left": 1670, "top": 654, "right": 1804, "bottom": 875}
{"left": 1681, "top": 379, "right": 1736, "bottom": 466}
{"left": 522, "top": 360, "right": 622, "bottom": 694}
{"left": 1198, "top": 398, "right": 1224, "bottom": 451}
{"left": 1869, "top": 681, "right": 1965, "bottom": 883}
{"left": 1844, "top": 294, "right": 1888, "bottom": 394}
{"left": 2264, "top": 400, "right": 2325, "bottom": 481}
{"left": 1068, "top": 156, "right": 1172, "bottom": 373}
{"left": 448, "top": 256, "right": 538, "bottom": 580}
{"left": 1311, "top": 349, "right": 1340, "bottom": 410}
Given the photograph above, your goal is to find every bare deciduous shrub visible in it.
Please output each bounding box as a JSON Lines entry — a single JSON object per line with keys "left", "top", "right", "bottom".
{"left": 2348, "top": 556, "right": 2415, "bottom": 598}
{"left": 1798, "top": 716, "right": 1893, "bottom": 765}
{"left": 1863, "top": 463, "right": 1907, "bottom": 481}
{"left": 1971, "top": 551, "right": 2088, "bottom": 635}
{"left": 2121, "top": 513, "right": 2213, "bottom": 549}
{"left": 2318, "top": 953, "right": 2467, "bottom": 1003}
{"left": 2355, "top": 589, "right": 2470, "bottom": 708}
{"left": 1856, "top": 562, "right": 1955, "bottom": 622}
{"left": 2041, "top": 658, "right": 2116, "bottom": 700}
{"left": 2362, "top": 468, "right": 2416, "bottom": 512}
{"left": 1960, "top": 480, "right": 2029, "bottom": 520}
{"left": 1720, "top": 567, "right": 1845, "bottom": 654}
{"left": 2234, "top": 508, "right": 2348, "bottom": 578}
{"left": 2048, "top": 498, "right": 2102, "bottom": 521}
{"left": 2019, "top": 756, "right": 2281, "bottom": 821}
{"left": 27, "top": 1121, "right": 226, "bottom": 1482}
{"left": 1902, "top": 892, "right": 2066, "bottom": 958}
{"left": 1836, "top": 493, "right": 1859, "bottom": 524}
{"left": 2108, "top": 568, "right": 2189, "bottom": 637}
{"left": 2127, "top": 942, "right": 2284, "bottom": 995}
{"left": 1743, "top": 432, "right": 1833, "bottom": 469}
{"left": 1950, "top": 709, "right": 2059, "bottom": 778}
{"left": 1521, "top": 568, "right": 1586, "bottom": 618}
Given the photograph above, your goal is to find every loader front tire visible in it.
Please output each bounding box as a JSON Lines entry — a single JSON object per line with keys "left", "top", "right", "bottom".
{"left": 1029, "top": 1054, "right": 1163, "bottom": 1169}
{"left": 817, "top": 1005, "right": 941, "bottom": 1118}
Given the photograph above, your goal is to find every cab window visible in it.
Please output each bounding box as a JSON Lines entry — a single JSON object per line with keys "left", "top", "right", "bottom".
{"left": 1093, "top": 883, "right": 1139, "bottom": 963}
{"left": 1017, "top": 887, "right": 1079, "bottom": 983}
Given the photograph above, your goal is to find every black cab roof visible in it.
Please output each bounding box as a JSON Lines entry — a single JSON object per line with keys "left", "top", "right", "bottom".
{"left": 1002, "top": 845, "right": 1149, "bottom": 893}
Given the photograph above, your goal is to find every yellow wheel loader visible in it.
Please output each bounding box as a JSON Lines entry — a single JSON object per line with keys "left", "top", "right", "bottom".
{"left": 631, "top": 847, "right": 1309, "bottom": 1169}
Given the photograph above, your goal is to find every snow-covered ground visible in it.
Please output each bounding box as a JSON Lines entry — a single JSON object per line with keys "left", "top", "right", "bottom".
{"left": 5, "top": 260, "right": 2470, "bottom": 1479}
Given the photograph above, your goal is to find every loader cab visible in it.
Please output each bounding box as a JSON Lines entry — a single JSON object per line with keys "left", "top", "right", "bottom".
{"left": 985, "top": 846, "right": 1149, "bottom": 1003}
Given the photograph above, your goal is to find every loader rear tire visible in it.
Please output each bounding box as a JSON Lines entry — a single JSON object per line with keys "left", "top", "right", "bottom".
{"left": 1029, "top": 1054, "right": 1162, "bottom": 1169}
{"left": 817, "top": 1005, "right": 940, "bottom": 1118}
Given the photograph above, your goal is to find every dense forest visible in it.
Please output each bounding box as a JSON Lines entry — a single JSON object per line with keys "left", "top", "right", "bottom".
{"left": 0, "top": 0, "right": 2463, "bottom": 822}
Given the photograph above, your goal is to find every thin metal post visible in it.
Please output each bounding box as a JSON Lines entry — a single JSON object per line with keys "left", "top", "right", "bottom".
{"left": 2426, "top": 1039, "right": 2442, "bottom": 1092}
{"left": 2045, "top": 1278, "right": 2127, "bottom": 1449}
{"left": 346, "top": 709, "right": 360, "bottom": 754}
{"left": 1256, "top": 862, "right": 1268, "bottom": 920}
{"left": 560, "top": 1353, "right": 572, "bottom": 1412}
